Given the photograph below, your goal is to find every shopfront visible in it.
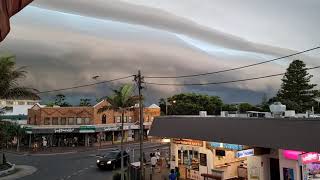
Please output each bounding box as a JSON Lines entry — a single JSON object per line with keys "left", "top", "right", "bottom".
{"left": 171, "top": 139, "right": 213, "bottom": 180}
{"left": 301, "top": 152, "right": 320, "bottom": 180}
{"left": 24, "top": 125, "right": 97, "bottom": 147}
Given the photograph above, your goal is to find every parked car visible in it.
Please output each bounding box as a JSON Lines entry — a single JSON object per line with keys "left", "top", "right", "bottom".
{"left": 96, "top": 150, "right": 130, "bottom": 170}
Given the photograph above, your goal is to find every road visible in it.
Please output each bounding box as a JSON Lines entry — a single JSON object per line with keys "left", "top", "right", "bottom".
{"left": 4, "top": 142, "right": 169, "bottom": 180}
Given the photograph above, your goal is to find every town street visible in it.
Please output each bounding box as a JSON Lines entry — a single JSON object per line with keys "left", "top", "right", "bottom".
{"left": 4, "top": 142, "right": 169, "bottom": 180}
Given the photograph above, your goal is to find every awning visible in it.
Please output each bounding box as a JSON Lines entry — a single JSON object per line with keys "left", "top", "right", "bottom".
{"left": 149, "top": 116, "right": 320, "bottom": 152}
{"left": 0, "top": 0, "right": 34, "bottom": 42}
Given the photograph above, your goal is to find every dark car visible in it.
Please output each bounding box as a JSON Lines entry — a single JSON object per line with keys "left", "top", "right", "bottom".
{"left": 96, "top": 150, "right": 130, "bottom": 170}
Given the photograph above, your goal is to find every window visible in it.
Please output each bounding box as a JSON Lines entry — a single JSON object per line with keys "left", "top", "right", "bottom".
{"left": 52, "top": 117, "right": 59, "bottom": 125}
{"left": 27, "top": 102, "right": 36, "bottom": 105}
{"left": 150, "top": 117, "right": 154, "bottom": 121}
{"left": 102, "top": 114, "right": 107, "bottom": 124}
{"left": 84, "top": 118, "right": 90, "bottom": 125}
{"left": 124, "top": 116, "right": 128, "bottom": 123}
{"left": 61, "top": 118, "right": 66, "bottom": 125}
{"left": 115, "top": 116, "right": 121, "bottom": 123}
{"left": 44, "top": 117, "right": 51, "bottom": 125}
{"left": 6, "top": 101, "right": 13, "bottom": 105}
{"left": 128, "top": 116, "right": 132, "bottom": 123}
{"left": 76, "top": 118, "right": 82, "bottom": 125}
{"left": 18, "top": 101, "right": 25, "bottom": 105}
{"left": 68, "top": 118, "right": 75, "bottom": 125}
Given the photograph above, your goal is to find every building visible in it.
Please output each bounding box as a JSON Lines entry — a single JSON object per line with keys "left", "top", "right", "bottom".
{"left": 26, "top": 100, "right": 160, "bottom": 147}
{"left": 150, "top": 115, "right": 320, "bottom": 180}
{"left": 0, "top": 98, "right": 40, "bottom": 124}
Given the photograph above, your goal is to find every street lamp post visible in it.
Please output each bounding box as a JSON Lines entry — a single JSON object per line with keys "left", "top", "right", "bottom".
{"left": 165, "top": 98, "right": 176, "bottom": 115}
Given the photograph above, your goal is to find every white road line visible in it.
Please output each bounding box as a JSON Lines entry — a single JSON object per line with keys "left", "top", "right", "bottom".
{"left": 84, "top": 167, "right": 89, "bottom": 170}
{"left": 66, "top": 176, "right": 71, "bottom": 179}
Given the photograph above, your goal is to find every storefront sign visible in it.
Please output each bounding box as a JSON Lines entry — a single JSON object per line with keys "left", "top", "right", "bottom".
{"left": 54, "top": 128, "right": 75, "bottom": 133}
{"left": 79, "top": 126, "right": 95, "bottom": 133}
{"left": 209, "top": 142, "right": 243, "bottom": 150}
{"left": 236, "top": 149, "right": 254, "bottom": 158}
{"left": 301, "top": 152, "right": 320, "bottom": 164}
{"left": 104, "top": 126, "right": 119, "bottom": 131}
{"left": 173, "top": 139, "right": 203, "bottom": 147}
{"left": 283, "top": 150, "right": 304, "bottom": 160}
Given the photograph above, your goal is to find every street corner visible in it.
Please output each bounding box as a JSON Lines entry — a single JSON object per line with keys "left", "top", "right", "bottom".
{"left": 0, "top": 165, "right": 37, "bottom": 180}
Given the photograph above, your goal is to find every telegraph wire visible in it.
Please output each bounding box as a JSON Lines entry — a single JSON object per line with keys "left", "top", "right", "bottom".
{"left": 145, "top": 66, "right": 320, "bottom": 86}
{"left": 36, "top": 75, "right": 134, "bottom": 94}
{"left": 144, "top": 46, "right": 320, "bottom": 79}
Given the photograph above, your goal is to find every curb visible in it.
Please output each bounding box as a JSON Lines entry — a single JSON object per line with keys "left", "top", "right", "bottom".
{"left": 0, "top": 163, "right": 16, "bottom": 177}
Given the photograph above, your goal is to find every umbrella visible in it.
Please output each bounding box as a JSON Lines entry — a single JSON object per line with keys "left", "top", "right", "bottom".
{"left": 0, "top": 0, "right": 34, "bottom": 42}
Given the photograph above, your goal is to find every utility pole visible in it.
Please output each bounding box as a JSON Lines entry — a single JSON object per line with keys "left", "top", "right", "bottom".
{"left": 135, "top": 70, "right": 144, "bottom": 180}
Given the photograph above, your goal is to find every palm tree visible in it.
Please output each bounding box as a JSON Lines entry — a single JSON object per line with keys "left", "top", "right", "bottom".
{"left": 99, "top": 84, "right": 137, "bottom": 180}
{"left": 0, "top": 55, "right": 39, "bottom": 99}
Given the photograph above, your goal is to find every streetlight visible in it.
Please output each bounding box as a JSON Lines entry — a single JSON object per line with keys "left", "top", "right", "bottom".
{"left": 165, "top": 99, "right": 176, "bottom": 115}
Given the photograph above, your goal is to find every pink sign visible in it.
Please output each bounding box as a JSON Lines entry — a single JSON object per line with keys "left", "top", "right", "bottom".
{"left": 283, "top": 150, "right": 304, "bottom": 160}
{"left": 301, "top": 152, "right": 320, "bottom": 164}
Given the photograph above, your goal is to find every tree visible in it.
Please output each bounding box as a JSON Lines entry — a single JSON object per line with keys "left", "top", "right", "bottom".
{"left": 0, "top": 55, "right": 39, "bottom": 99}
{"left": 221, "top": 104, "right": 238, "bottom": 111}
{"left": 277, "top": 60, "right": 317, "bottom": 112}
{"left": 79, "top": 98, "right": 92, "bottom": 106}
{"left": 163, "top": 93, "right": 223, "bottom": 115}
{"left": 9, "top": 124, "right": 25, "bottom": 152}
{"left": 46, "top": 94, "right": 71, "bottom": 107}
{"left": 98, "top": 84, "right": 137, "bottom": 180}
{"left": 238, "top": 103, "right": 258, "bottom": 113}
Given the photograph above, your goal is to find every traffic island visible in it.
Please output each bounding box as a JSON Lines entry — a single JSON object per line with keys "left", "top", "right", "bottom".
{"left": 0, "top": 163, "right": 16, "bottom": 177}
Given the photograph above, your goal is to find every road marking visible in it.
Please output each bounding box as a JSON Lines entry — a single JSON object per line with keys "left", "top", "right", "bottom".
{"left": 84, "top": 167, "right": 89, "bottom": 170}
{"left": 66, "top": 176, "right": 71, "bottom": 179}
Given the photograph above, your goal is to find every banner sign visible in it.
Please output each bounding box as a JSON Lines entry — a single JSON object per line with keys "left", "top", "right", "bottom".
{"left": 209, "top": 142, "right": 243, "bottom": 150}
{"left": 236, "top": 149, "right": 255, "bottom": 158}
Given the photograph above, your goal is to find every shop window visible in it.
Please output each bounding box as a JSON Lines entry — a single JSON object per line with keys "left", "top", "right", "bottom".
{"left": 116, "top": 116, "right": 121, "bottom": 123}
{"left": 68, "top": 118, "right": 75, "bottom": 125}
{"left": 44, "top": 117, "right": 51, "bottom": 125}
{"left": 18, "top": 101, "right": 25, "bottom": 105}
{"left": 52, "top": 117, "right": 59, "bottom": 125}
{"left": 128, "top": 116, "right": 132, "bottom": 123}
{"left": 102, "top": 114, "right": 107, "bottom": 124}
{"left": 84, "top": 118, "right": 90, "bottom": 125}
{"left": 76, "top": 118, "right": 82, "bottom": 125}
{"left": 60, "top": 118, "right": 66, "bottom": 125}
{"left": 200, "top": 153, "right": 207, "bottom": 166}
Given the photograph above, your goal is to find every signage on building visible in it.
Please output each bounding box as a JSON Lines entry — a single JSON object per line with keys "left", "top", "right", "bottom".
{"left": 54, "top": 128, "right": 75, "bottom": 133}
{"left": 236, "top": 149, "right": 255, "bottom": 158}
{"left": 173, "top": 139, "right": 203, "bottom": 147}
{"left": 283, "top": 150, "right": 304, "bottom": 160}
{"left": 79, "top": 126, "right": 95, "bottom": 133}
{"left": 104, "top": 126, "right": 119, "bottom": 131}
{"left": 209, "top": 142, "right": 243, "bottom": 150}
{"left": 301, "top": 152, "right": 320, "bottom": 164}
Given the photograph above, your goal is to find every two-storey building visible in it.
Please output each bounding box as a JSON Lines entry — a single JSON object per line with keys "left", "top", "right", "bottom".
{"left": 27, "top": 100, "right": 160, "bottom": 147}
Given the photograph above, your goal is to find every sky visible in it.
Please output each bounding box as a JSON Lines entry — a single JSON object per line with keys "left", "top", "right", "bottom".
{"left": 0, "top": 0, "right": 320, "bottom": 105}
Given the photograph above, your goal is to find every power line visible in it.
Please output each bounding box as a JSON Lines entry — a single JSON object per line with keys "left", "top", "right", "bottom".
{"left": 36, "top": 75, "right": 134, "bottom": 94}
{"left": 145, "top": 66, "right": 320, "bottom": 86}
{"left": 144, "top": 46, "right": 320, "bottom": 79}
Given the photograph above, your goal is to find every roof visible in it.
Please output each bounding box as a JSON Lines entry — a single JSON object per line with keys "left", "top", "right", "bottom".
{"left": 1, "top": 105, "right": 34, "bottom": 115}
{"left": 148, "top": 104, "right": 160, "bottom": 109}
{"left": 149, "top": 116, "right": 320, "bottom": 152}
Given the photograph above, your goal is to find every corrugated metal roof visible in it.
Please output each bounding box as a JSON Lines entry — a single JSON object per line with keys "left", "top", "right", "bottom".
{"left": 149, "top": 116, "right": 320, "bottom": 152}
